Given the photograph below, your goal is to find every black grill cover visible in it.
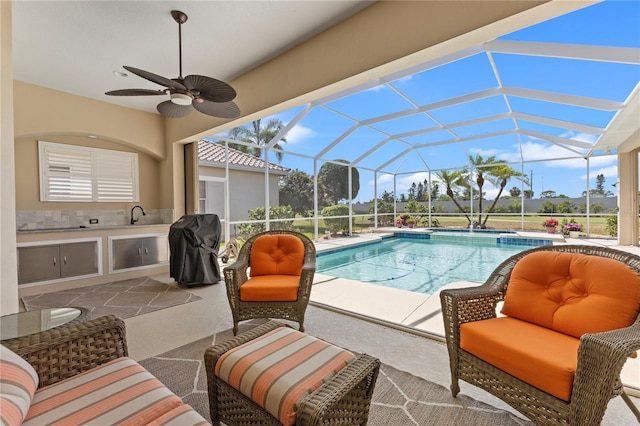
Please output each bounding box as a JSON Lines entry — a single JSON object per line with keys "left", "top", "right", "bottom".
{"left": 169, "top": 214, "right": 221, "bottom": 285}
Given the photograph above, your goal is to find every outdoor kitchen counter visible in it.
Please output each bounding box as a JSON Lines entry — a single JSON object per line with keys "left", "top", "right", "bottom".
{"left": 16, "top": 224, "right": 172, "bottom": 296}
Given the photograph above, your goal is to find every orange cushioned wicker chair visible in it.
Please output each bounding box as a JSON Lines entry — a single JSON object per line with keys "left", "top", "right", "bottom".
{"left": 223, "top": 230, "right": 316, "bottom": 335}
{"left": 440, "top": 245, "right": 640, "bottom": 426}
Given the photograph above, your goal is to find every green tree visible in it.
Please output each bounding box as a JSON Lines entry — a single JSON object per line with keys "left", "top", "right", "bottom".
{"left": 430, "top": 182, "right": 439, "bottom": 199}
{"left": 321, "top": 204, "right": 353, "bottom": 234}
{"left": 509, "top": 186, "right": 521, "bottom": 198}
{"left": 595, "top": 174, "right": 605, "bottom": 193}
{"left": 556, "top": 200, "right": 576, "bottom": 213}
{"left": 317, "top": 160, "right": 360, "bottom": 205}
{"left": 227, "top": 118, "right": 287, "bottom": 163}
{"left": 408, "top": 183, "right": 417, "bottom": 200}
{"left": 416, "top": 182, "right": 425, "bottom": 201}
{"left": 279, "top": 170, "right": 314, "bottom": 216}
{"left": 380, "top": 190, "right": 395, "bottom": 203}
{"left": 538, "top": 201, "right": 557, "bottom": 214}
{"left": 480, "top": 164, "right": 527, "bottom": 227}
{"left": 435, "top": 169, "right": 471, "bottom": 223}
{"left": 369, "top": 199, "right": 394, "bottom": 226}
{"left": 237, "top": 205, "right": 294, "bottom": 239}
{"left": 523, "top": 189, "right": 534, "bottom": 199}
{"left": 540, "top": 190, "right": 557, "bottom": 198}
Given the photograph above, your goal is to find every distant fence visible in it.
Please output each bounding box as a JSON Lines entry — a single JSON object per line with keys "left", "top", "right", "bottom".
{"left": 352, "top": 197, "right": 618, "bottom": 215}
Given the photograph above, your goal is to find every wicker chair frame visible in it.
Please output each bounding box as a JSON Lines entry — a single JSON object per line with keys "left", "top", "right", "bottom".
{"left": 223, "top": 230, "right": 316, "bottom": 335}
{"left": 2, "top": 315, "right": 127, "bottom": 388}
{"left": 440, "top": 245, "right": 640, "bottom": 425}
{"left": 204, "top": 320, "right": 380, "bottom": 426}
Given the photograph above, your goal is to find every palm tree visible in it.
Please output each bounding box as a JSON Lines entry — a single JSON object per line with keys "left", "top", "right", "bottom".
{"left": 435, "top": 169, "right": 471, "bottom": 224}
{"left": 469, "top": 154, "right": 502, "bottom": 226}
{"left": 227, "top": 118, "right": 287, "bottom": 163}
{"left": 482, "top": 165, "right": 528, "bottom": 227}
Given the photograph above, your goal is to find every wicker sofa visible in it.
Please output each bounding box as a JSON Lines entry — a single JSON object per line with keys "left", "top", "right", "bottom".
{"left": 440, "top": 245, "right": 640, "bottom": 425}
{"left": 1, "top": 315, "right": 209, "bottom": 425}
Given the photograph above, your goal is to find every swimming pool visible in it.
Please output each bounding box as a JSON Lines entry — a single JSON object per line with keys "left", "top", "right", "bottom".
{"left": 316, "top": 233, "right": 548, "bottom": 294}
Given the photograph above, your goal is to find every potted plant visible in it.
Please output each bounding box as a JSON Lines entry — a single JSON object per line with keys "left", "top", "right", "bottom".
{"left": 406, "top": 218, "right": 416, "bottom": 228}
{"left": 395, "top": 217, "right": 404, "bottom": 228}
{"left": 542, "top": 218, "right": 559, "bottom": 234}
{"left": 563, "top": 220, "right": 582, "bottom": 238}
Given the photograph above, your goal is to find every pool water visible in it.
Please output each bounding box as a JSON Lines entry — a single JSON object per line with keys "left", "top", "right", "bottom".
{"left": 316, "top": 235, "right": 532, "bottom": 294}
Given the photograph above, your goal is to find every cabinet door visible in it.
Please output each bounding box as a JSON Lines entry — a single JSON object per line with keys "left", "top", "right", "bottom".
{"left": 60, "top": 241, "right": 99, "bottom": 278}
{"left": 112, "top": 238, "right": 143, "bottom": 270}
{"left": 18, "top": 245, "right": 60, "bottom": 284}
{"left": 142, "top": 236, "right": 169, "bottom": 266}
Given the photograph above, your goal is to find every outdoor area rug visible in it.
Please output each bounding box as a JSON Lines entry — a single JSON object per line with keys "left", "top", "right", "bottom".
{"left": 22, "top": 277, "right": 202, "bottom": 320}
{"left": 140, "top": 322, "right": 532, "bottom": 425}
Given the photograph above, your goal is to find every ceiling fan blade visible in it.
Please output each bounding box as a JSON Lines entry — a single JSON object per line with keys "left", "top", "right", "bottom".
{"left": 193, "top": 100, "right": 241, "bottom": 118}
{"left": 157, "top": 100, "right": 193, "bottom": 118}
{"left": 105, "top": 89, "right": 166, "bottom": 96}
{"left": 184, "top": 75, "right": 236, "bottom": 103}
{"left": 123, "top": 66, "right": 187, "bottom": 91}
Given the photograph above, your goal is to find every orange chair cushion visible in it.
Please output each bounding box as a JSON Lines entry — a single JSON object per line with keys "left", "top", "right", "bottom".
{"left": 240, "top": 275, "right": 300, "bottom": 301}
{"left": 250, "top": 234, "right": 305, "bottom": 277}
{"left": 461, "top": 317, "right": 580, "bottom": 401}
{"left": 501, "top": 251, "right": 640, "bottom": 338}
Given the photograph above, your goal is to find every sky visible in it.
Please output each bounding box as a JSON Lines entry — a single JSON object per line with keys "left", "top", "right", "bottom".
{"left": 212, "top": 1, "right": 640, "bottom": 203}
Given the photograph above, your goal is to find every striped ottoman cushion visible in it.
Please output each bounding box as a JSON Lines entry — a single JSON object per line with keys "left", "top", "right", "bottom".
{"left": 23, "top": 357, "right": 184, "bottom": 426}
{"left": 215, "top": 327, "right": 355, "bottom": 426}
{"left": 146, "top": 404, "right": 210, "bottom": 426}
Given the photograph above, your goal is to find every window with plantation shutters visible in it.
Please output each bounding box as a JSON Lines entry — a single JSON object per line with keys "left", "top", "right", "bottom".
{"left": 39, "top": 141, "right": 139, "bottom": 202}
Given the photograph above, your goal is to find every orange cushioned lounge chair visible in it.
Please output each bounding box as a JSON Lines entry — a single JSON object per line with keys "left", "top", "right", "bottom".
{"left": 440, "top": 245, "right": 640, "bottom": 426}
{"left": 223, "top": 230, "right": 316, "bottom": 335}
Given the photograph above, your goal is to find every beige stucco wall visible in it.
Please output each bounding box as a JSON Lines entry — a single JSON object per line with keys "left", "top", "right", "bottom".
{"left": 13, "top": 82, "right": 166, "bottom": 159}
{"left": 1, "top": 1, "right": 18, "bottom": 315}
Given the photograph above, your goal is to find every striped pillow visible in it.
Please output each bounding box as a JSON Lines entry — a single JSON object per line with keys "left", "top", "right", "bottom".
{"left": 0, "top": 344, "right": 39, "bottom": 426}
{"left": 23, "top": 357, "right": 184, "bottom": 426}
{"left": 215, "top": 327, "right": 355, "bottom": 426}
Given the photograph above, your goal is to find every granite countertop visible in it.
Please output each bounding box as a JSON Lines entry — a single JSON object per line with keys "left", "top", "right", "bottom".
{"left": 17, "top": 223, "right": 170, "bottom": 234}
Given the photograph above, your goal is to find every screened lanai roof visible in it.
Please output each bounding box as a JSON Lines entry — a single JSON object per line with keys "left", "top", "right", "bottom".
{"left": 210, "top": 1, "right": 639, "bottom": 199}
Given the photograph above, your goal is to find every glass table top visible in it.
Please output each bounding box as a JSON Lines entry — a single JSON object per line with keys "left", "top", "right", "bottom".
{"left": 0, "top": 307, "right": 83, "bottom": 341}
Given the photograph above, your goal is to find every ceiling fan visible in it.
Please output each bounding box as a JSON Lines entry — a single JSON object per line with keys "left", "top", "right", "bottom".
{"left": 105, "top": 10, "right": 240, "bottom": 119}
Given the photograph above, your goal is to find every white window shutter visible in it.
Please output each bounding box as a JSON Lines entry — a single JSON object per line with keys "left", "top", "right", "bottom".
{"left": 39, "top": 141, "right": 139, "bottom": 202}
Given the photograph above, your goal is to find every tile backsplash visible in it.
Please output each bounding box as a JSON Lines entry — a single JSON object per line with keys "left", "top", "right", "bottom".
{"left": 17, "top": 209, "right": 174, "bottom": 230}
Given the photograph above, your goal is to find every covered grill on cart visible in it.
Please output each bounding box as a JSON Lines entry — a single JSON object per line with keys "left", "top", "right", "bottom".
{"left": 169, "top": 214, "right": 221, "bottom": 286}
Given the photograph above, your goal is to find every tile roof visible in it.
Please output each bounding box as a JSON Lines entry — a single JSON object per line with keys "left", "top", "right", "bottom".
{"left": 198, "top": 140, "right": 290, "bottom": 174}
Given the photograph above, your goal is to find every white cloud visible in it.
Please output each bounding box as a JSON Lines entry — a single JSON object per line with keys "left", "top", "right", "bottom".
{"left": 560, "top": 131, "right": 598, "bottom": 144}
{"left": 580, "top": 165, "right": 618, "bottom": 181}
{"left": 468, "top": 147, "right": 505, "bottom": 158}
{"left": 283, "top": 124, "right": 316, "bottom": 144}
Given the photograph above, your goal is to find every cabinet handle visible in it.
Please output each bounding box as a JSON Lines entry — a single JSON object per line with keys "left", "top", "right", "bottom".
{"left": 138, "top": 248, "right": 142, "bottom": 255}
{"left": 144, "top": 247, "right": 149, "bottom": 254}
{"left": 63, "top": 256, "right": 67, "bottom": 264}
{"left": 53, "top": 257, "right": 57, "bottom": 266}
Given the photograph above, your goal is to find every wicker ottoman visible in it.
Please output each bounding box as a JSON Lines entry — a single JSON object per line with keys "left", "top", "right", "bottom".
{"left": 204, "top": 321, "right": 380, "bottom": 425}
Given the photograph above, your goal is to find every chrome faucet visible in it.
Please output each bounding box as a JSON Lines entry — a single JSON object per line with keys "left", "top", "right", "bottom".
{"left": 130, "top": 205, "right": 146, "bottom": 225}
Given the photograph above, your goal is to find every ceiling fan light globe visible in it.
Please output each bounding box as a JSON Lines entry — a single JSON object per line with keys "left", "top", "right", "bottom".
{"left": 170, "top": 92, "right": 192, "bottom": 105}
